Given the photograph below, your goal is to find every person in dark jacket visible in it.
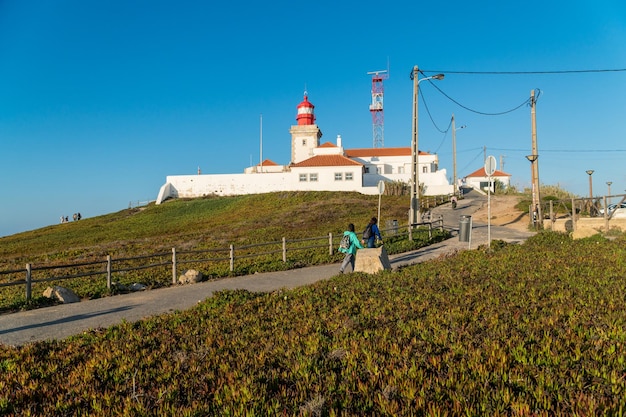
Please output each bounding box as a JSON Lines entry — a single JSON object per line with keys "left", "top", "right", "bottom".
{"left": 339, "top": 223, "right": 364, "bottom": 273}
{"left": 362, "top": 217, "right": 383, "bottom": 248}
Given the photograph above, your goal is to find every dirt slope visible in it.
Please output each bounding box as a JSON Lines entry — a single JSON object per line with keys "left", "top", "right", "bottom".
{"left": 470, "top": 195, "right": 530, "bottom": 232}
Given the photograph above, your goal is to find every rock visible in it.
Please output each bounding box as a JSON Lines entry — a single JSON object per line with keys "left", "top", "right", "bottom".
{"left": 178, "top": 269, "right": 203, "bottom": 284}
{"left": 354, "top": 246, "right": 392, "bottom": 274}
{"left": 112, "top": 282, "right": 129, "bottom": 292}
{"left": 129, "top": 283, "right": 147, "bottom": 291}
{"left": 42, "top": 286, "right": 80, "bottom": 304}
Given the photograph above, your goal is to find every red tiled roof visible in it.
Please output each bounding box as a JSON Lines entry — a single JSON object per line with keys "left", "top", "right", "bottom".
{"left": 291, "top": 154, "right": 362, "bottom": 168}
{"left": 345, "top": 147, "right": 429, "bottom": 157}
{"left": 257, "top": 159, "right": 278, "bottom": 166}
{"left": 466, "top": 167, "right": 511, "bottom": 177}
{"left": 318, "top": 142, "right": 337, "bottom": 148}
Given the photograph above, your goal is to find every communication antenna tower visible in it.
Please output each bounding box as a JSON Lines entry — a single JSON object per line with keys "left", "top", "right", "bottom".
{"left": 368, "top": 69, "right": 388, "bottom": 148}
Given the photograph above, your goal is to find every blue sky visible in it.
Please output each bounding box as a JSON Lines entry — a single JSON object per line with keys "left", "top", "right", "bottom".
{"left": 1, "top": 0, "right": 625, "bottom": 237}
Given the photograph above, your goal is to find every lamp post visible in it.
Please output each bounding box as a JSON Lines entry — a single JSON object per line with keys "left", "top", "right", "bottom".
{"left": 586, "top": 170, "right": 594, "bottom": 199}
{"left": 409, "top": 66, "right": 444, "bottom": 226}
{"left": 451, "top": 114, "right": 466, "bottom": 198}
{"left": 526, "top": 154, "right": 539, "bottom": 227}
{"left": 606, "top": 181, "right": 612, "bottom": 200}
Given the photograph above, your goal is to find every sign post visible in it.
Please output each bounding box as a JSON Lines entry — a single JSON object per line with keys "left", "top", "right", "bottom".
{"left": 377, "top": 180, "right": 385, "bottom": 228}
{"left": 484, "top": 155, "right": 497, "bottom": 249}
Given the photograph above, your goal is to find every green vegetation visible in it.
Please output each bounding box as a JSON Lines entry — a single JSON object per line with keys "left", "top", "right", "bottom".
{"left": 2, "top": 232, "right": 626, "bottom": 415}
{"left": 1, "top": 192, "right": 450, "bottom": 312}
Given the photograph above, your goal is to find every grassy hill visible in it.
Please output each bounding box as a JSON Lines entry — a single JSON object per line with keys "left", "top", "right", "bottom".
{"left": 2, "top": 191, "right": 443, "bottom": 311}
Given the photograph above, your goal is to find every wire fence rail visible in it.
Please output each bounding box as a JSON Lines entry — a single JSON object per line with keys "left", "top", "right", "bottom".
{"left": 0, "top": 219, "right": 444, "bottom": 302}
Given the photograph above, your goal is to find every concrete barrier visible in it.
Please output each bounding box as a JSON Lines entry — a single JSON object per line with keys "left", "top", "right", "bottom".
{"left": 354, "top": 246, "right": 392, "bottom": 274}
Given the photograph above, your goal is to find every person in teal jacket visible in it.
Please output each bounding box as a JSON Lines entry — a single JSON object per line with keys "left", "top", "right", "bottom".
{"left": 339, "top": 223, "right": 364, "bottom": 273}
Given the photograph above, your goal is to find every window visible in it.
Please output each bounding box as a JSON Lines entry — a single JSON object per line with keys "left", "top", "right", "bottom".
{"left": 377, "top": 167, "right": 382, "bottom": 175}
{"left": 345, "top": 172, "right": 353, "bottom": 181}
{"left": 299, "top": 174, "right": 307, "bottom": 182}
{"left": 398, "top": 166, "right": 405, "bottom": 174}
{"left": 422, "top": 166, "right": 428, "bottom": 174}
{"left": 364, "top": 167, "right": 370, "bottom": 174}
{"left": 309, "top": 173, "right": 318, "bottom": 182}
{"left": 334, "top": 173, "right": 343, "bottom": 181}
{"left": 302, "top": 139, "right": 307, "bottom": 146}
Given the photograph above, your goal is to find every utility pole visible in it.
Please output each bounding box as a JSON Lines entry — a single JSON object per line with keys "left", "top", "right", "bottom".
{"left": 530, "top": 89, "right": 542, "bottom": 227}
{"left": 451, "top": 114, "right": 465, "bottom": 198}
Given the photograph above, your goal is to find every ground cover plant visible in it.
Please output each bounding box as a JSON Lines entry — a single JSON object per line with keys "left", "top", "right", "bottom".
{"left": 2, "top": 232, "right": 626, "bottom": 415}
{"left": 2, "top": 191, "right": 443, "bottom": 312}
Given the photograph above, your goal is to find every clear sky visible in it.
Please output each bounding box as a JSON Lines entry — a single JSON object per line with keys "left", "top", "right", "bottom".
{"left": 1, "top": 0, "right": 625, "bottom": 237}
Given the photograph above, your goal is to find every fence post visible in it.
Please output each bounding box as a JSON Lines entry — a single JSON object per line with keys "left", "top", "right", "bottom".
{"left": 172, "top": 248, "right": 177, "bottom": 284}
{"left": 106, "top": 255, "right": 112, "bottom": 289}
{"left": 26, "top": 263, "right": 32, "bottom": 301}
{"left": 230, "top": 245, "right": 234, "bottom": 272}
{"left": 329, "top": 233, "right": 333, "bottom": 255}
{"left": 282, "top": 237, "right": 287, "bottom": 262}
{"left": 571, "top": 198, "right": 577, "bottom": 231}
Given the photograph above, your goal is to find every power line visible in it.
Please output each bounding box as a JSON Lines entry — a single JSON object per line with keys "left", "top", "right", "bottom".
{"left": 421, "top": 68, "right": 626, "bottom": 75}
{"left": 489, "top": 147, "right": 626, "bottom": 153}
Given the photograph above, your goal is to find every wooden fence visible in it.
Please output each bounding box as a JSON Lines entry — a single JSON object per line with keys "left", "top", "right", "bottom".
{"left": 0, "top": 219, "right": 444, "bottom": 301}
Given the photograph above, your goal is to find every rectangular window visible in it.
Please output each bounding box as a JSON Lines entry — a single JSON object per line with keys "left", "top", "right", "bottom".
{"left": 302, "top": 139, "right": 307, "bottom": 146}
{"left": 345, "top": 172, "right": 353, "bottom": 181}
{"left": 299, "top": 174, "right": 308, "bottom": 182}
{"left": 377, "top": 167, "right": 382, "bottom": 175}
{"left": 398, "top": 167, "right": 404, "bottom": 174}
{"left": 309, "top": 173, "right": 318, "bottom": 182}
{"left": 422, "top": 166, "right": 428, "bottom": 174}
{"left": 334, "top": 173, "right": 343, "bottom": 181}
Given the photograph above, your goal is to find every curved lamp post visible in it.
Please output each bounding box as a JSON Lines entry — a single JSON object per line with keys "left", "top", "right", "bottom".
{"left": 586, "top": 170, "right": 594, "bottom": 199}
{"left": 409, "top": 66, "right": 444, "bottom": 225}
{"left": 526, "top": 155, "right": 539, "bottom": 227}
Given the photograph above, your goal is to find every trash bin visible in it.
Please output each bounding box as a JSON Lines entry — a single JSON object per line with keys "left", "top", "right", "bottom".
{"left": 459, "top": 215, "right": 472, "bottom": 242}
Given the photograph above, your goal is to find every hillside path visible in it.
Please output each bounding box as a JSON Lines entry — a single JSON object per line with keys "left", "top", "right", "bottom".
{"left": 0, "top": 192, "right": 534, "bottom": 347}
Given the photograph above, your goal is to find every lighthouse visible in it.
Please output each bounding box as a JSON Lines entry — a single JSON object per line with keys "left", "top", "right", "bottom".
{"left": 296, "top": 94, "right": 315, "bottom": 125}
{"left": 289, "top": 93, "right": 322, "bottom": 164}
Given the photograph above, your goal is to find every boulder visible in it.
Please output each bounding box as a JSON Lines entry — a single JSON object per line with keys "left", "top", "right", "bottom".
{"left": 129, "top": 283, "right": 147, "bottom": 291}
{"left": 43, "top": 286, "right": 80, "bottom": 304}
{"left": 354, "top": 246, "right": 392, "bottom": 274}
{"left": 178, "top": 269, "right": 203, "bottom": 285}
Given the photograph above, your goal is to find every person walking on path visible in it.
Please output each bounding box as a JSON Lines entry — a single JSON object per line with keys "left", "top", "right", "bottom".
{"left": 362, "top": 217, "right": 383, "bottom": 248}
{"left": 338, "top": 223, "right": 364, "bottom": 273}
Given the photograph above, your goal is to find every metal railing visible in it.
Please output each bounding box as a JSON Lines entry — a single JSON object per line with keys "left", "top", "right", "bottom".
{"left": 1, "top": 219, "right": 445, "bottom": 302}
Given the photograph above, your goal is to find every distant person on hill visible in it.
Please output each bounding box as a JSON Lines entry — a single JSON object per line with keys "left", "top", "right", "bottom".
{"left": 338, "top": 223, "right": 364, "bottom": 273}
{"left": 361, "top": 217, "right": 383, "bottom": 248}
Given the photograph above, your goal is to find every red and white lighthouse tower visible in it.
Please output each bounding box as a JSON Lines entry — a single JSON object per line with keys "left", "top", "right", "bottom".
{"left": 296, "top": 94, "right": 316, "bottom": 125}
{"left": 289, "top": 92, "right": 322, "bottom": 164}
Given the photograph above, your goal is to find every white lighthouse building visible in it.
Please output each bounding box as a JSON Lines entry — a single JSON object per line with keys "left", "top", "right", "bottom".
{"left": 156, "top": 94, "right": 452, "bottom": 204}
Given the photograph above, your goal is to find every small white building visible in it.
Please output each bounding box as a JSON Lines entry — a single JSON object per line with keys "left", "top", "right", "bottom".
{"left": 156, "top": 94, "right": 453, "bottom": 204}
{"left": 463, "top": 167, "right": 512, "bottom": 193}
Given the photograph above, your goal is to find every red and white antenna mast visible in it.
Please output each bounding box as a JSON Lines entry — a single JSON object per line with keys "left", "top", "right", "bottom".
{"left": 368, "top": 69, "right": 388, "bottom": 148}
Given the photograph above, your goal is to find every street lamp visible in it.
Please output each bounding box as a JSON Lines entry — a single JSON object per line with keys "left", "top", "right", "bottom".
{"left": 409, "top": 66, "right": 444, "bottom": 225}
{"left": 586, "top": 170, "right": 594, "bottom": 199}
{"left": 526, "top": 155, "right": 539, "bottom": 226}
{"left": 607, "top": 181, "right": 612, "bottom": 199}
{"left": 451, "top": 114, "right": 466, "bottom": 198}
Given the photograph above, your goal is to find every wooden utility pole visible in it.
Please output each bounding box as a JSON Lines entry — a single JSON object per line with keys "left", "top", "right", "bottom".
{"left": 530, "top": 89, "right": 543, "bottom": 227}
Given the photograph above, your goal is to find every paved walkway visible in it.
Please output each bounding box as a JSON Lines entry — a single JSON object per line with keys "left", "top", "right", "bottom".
{"left": 0, "top": 195, "right": 534, "bottom": 346}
